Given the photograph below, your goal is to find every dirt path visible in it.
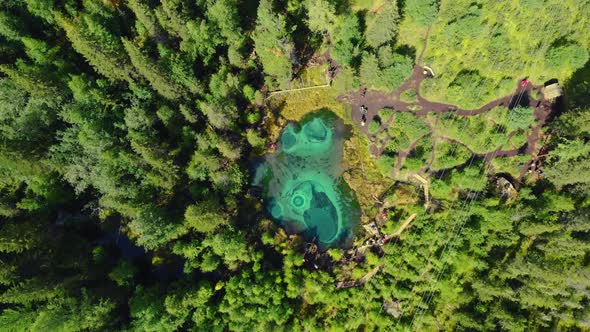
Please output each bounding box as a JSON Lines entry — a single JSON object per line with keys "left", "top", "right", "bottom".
{"left": 337, "top": 63, "right": 555, "bottom": 182}
{"left": 339, "top": 72, "right": 544, "bottom": 136}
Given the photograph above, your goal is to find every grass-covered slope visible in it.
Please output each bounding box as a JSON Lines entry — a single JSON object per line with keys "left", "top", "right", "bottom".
{"left": 421, "top": 0, "right": 590, "bottom": 108}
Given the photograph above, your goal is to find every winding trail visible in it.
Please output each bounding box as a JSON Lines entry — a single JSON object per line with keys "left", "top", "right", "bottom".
{"left": 339, "top": 68, "right": 548, "bottom": 133}
{"left": 337, "top": 63, "right": 555, "bottom": 182}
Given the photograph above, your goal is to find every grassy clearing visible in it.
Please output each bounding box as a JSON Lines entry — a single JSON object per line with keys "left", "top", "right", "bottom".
{"left": 397, "top": 0, "right": 440, "bottom": 61}
{"left": 269, "top": 86, "right": 347, "bottom": 122}
{"left": 291, "top": 64, "right": 329, "bottom": 89}
{"left": 332, "top": 67, "right": 358, "bottom": 94}
{"left": 398, "top": 18, "right": 429, "bottom": 59}
{"left": 420, "top": 0, "right": 590, "bottom": 109}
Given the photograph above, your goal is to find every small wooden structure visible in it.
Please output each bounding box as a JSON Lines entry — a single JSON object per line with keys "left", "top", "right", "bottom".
{"left": 542, "top": 82, "right": 563, "bottom": 102}
{"left": 411, "top": 174, "right": 431, "bottom": 208}
{"left": 423, "top": 65, "right": 435, "bottom": 77}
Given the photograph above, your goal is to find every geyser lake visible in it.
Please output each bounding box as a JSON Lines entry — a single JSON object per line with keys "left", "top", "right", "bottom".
{"left": 253, "top": 112, "right": 360, "bottom": 248}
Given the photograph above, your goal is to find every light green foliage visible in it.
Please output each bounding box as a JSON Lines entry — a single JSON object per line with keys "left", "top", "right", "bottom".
{"left": 126, "top": 0, "right": 162, "bottom": 38}
{"left": 217, "top": 138, "right": 242, "bottom": 160}
{"left": 24, "top": 0, "right": 55, "bottom": 24}
{"left": 545, "top": 138, "right": 590, "bottom": 190}
{"left": 545, "top": 108, "right": 590, "bottom": 193}
{"left": 198, "top": 99, "right": 236, "bottom": 129}
{"left": 219, "top": 269, "right": 293, "bottom": 330}
{"left": 207, "top": 0, "right": 243, "bottom": 44}
{"left": 332, "top": 66, "right": 358, "bottom": 92}
{"left": 545, "top": 40, "right": 589, "bottom": 70}
{"left": 449, "top": 162, "right": 487, "bottom": 192}
{"left": 242, "top": 85, "right": 256, "bottom": 102}
{"left": 421, "top": 0, "right": 590, "bottom": 108}
{"left": 377, "top": 108, "right": 394, "bottom": 124}
{"left": 507, "top": 106, "right": 535, "bottom": 132}
{"left": 430, "top": 178, "right": 455, "bottom": 200}
{"left": 377, "top": 154, "right": 396, "bottom": 176}
{"left": 129, "top": 286, "right": 186, "bottom": 331}
{"left": 434, "top": 109, "right": 512, "bottom": 154}
{"left": 187, "top": 150, "right": 222, "bottom": 181}
{"left": 0, "top": 11, "right": 27, "bottom": 41}
{"left": 400, "top": 89, "right": 418, "bottom": 103}
{"left": 431, "top": 140, "right": 472, "bottom": 170}
{"left": 246, "top": 111, "right": 261, "bottom": 124}
{"left": 402, "top": 0, "right": 439, "bottom": 25}
{"left": 304, "top": 0, "right": 336, "bottom": 34}
{"left": 252, "top": 0, "right": 295, "bottom": 89}
{"left": 368, "top": 117, "right": 381, "bottom": 134}
{"left": 365, "top": 2, "right": 400, "bottom": 48}
{"left": 207, "top": 0, "right": 245, "bottom": 65}
{"left": 128, "top": 205, "right": 184, "bottom": 250}
{"left": 386, "top": 111, "right": 430, "bottom": 151}
{"left": 360, "top": 52, "right": 380, "bottom": 86}
{"left": 0, "top": 1, "right": 588, "bottom": 331}
{"left": 0, "top": 78, "right": 58, "bottom": 147}
{"left": 491, "top": 154, "right": 530, "bottom": 179}
{"left": 332, "top": 14, "right": 362, "bottom": 66}
{"left": 31, "top": 293, "right": 115, "bottom": 332}
{"left": 403, "top": 135, "right": 433, "bottom": 171}
{"left": 0, "top": 282, "right": 115, "bottom": 332}
{"left": 201, "top": 232, "right": 252, "bottom": 270}
{"left": 246, "top": 129, "right": 267, "bottom": 151}
{"left": 184, "top": 199, "right": 228, "bottom": 234}
{"left": 173, "top": 230, "right": 252, "bottom": 273}
{"left": 109, "top": 260, "right": 138, "bottom": 287}
{"left": 360, "top": 46, "right": 414, "bottom": 91}
{"left": 157, "top": 45, "right": 203, "bottom": 94}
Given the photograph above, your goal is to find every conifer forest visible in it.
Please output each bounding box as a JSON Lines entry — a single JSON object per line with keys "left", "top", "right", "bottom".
{"left": 0, "top": 0, "right": 589, "bottom": 330}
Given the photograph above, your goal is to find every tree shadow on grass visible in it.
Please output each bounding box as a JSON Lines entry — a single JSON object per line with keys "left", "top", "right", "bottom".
{"left": 562, "top": 59, "right": 590, "bottom": 109}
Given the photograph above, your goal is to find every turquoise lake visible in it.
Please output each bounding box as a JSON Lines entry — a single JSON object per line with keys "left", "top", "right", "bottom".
{"left": 253, "top": 112, "right": 360, "bottom": 248}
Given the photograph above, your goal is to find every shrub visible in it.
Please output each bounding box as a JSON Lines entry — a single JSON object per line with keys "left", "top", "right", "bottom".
{"left": 431, "top": 141, "right": 472, "bottom": 170}
{"left": 545, "top": 41, "right": 589, "bottom": 70}
{"left": 247, "top": 111, "right": 261, "bottom": 124}
{"left": 368, "top": 118, "right": 381, "bottom": 134}
{"left": 507, "top": 106, "right": 535, "bottom": 132}
{"left": 377, "top": 154, "right": 397, "bottom": 176}
{"left": 400, "top": 89, "right": 418, "bottom": 103}
{"left": 402, "top": 0, "right": 439, "bottom": 25}
{"left": 378, "top": 109, "right": 394, "bottom": 124}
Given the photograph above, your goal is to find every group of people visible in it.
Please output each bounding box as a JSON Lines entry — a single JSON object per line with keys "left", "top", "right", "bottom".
{"left": 360, "top": 88, "right": 368, "bottom": 126}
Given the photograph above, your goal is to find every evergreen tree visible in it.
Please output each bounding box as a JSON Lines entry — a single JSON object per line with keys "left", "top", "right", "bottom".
{"left": 122, "top": 38, "right": 185, "bottom": 100}
{"left": 54, "top": 12, "right": 135, "bottom": 82}
{"left": 252, "top": 0, "right": 296, "bottom": 89}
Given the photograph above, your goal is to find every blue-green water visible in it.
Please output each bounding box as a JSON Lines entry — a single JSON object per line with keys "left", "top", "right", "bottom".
{"left": 253, "top": 112, "right": 359, "bottom": 248}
